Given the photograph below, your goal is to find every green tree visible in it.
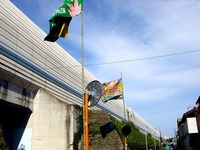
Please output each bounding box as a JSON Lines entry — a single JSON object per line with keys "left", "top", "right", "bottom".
{"left": 0, "top": 124, "right": 9, "bottom": 150}
{"left": 110, "top": 117, "right": 160, "bottom": 150}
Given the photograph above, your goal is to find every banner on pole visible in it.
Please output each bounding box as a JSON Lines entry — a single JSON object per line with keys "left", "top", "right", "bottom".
{"left": 101, "top": 78, "right": 123, "bottom": 102}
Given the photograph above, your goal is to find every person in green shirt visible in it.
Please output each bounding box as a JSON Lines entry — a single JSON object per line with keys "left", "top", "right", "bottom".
{"left": 165, "top": 145, "right": 169, "bottom": 150}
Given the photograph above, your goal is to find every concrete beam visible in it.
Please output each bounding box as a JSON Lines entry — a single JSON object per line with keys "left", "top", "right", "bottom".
{"left": 0, "top": 78, "right": 35, "bottom": 111}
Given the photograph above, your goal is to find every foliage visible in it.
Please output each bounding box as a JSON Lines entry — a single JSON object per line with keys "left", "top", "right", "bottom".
{"left": 72, "top": 110, "right": 161, "bottom": 150}
{"left": 0, "top": 124, "right": 9, "bottom": 150}
{"left": 110, "top": 116, "right": 160, "bottom": 150}
{"left": 166, "top": 137, "right": 174, "bottom": 142}
{"left": 88, "top": 121, "right": 102, "bottom": 136}
{"left": 72, "top": 109, "right": 83, "bottom": 150}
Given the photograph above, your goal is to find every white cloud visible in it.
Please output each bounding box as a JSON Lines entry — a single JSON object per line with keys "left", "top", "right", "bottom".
{"left": 153, "top": 68, "right": 200, "bottom": 87}
{"left": 125, "top": 87, "right": 179, "bottom": 103}
{"left": 11, "top": 0, "right": 200, "bottom": 137}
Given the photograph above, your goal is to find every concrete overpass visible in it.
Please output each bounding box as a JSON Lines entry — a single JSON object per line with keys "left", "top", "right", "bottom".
{"left": 0, "top": 0, "right": 160, "bottom": 149}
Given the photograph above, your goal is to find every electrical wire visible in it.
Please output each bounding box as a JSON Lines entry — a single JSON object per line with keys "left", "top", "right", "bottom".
{"left": 85, "top": 49, "right": 200, "bottom": 67}
{"left": 45, "top": 49, "right": 200, "bottom": 69}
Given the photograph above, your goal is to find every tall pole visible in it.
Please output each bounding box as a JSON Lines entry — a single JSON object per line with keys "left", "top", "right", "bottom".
{"left": 84, "top": 90, "right": 89, "bottom": 150}
{"left": 124, "top": 136, "right": 127, "bottom": 150}
{"left": 145, "top": 132, "right": 148, "bottom": 150}
{"left": 154, "top": 134, "right": 156, "bottom": 150}
{"left": 81, "top": 0, "right": 85, "bottom": 110}
{"left": 159, "top": 127, "right": 162, "bottom": 150}
{"left": 81, "top": 10, "right": 86, "bottom": 150}
{"left": 121, "top": 72, "right": 126, "bottom": 121}
{"left": 121, "top": 72, "right": 128, "bottom": 150}
{"left": 145, "top": 125, "right": 148, "bottom": 150}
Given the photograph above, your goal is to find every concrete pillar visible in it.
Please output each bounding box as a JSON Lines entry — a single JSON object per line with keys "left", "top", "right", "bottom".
{"left": 24, "top": 89, "right": 78, "bottom": 150}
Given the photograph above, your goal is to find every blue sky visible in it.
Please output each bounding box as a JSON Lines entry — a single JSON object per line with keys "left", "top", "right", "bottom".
{"left": 10, "top": 0, "right": 200, "bottom": 137}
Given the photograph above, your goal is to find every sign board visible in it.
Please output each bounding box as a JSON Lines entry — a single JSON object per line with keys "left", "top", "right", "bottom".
{"left": 14, "top": 128, "right": 32, "bottom": 150}
{"left": 187, "top": 117, "right": 198, "bottom": 134}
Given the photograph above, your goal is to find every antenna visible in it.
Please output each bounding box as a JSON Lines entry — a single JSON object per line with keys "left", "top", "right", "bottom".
{"left": 86, "top": 80, "right": 102, "bottom": 107}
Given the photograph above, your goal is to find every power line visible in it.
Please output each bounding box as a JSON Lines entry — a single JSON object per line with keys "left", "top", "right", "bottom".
{"left": 84, "top": 49, "right": 200, "bottom": 66}
{"left": 45, "top": 49, "right": 200, "bottom": 69}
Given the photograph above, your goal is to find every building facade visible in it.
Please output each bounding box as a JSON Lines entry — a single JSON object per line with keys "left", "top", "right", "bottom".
{"left": 177, "top": 97, "right": 200, "bottom": 150}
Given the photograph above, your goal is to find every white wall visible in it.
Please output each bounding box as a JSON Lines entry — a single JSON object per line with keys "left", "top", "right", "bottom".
{"left": 26, "top": 89, "right": 77, "bottom": 150}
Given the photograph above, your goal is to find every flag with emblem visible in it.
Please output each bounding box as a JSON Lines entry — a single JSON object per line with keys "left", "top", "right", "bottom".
{"left": 44, "top": 0, "right": 83, "bottom": 42}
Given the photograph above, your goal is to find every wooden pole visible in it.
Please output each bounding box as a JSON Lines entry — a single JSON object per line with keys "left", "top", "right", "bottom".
{"left": 84, "top": 90, "right": 89, "bottom": 150}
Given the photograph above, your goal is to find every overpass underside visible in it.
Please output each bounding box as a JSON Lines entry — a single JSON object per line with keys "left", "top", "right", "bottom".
{"left": 0, "top": 100, "right": 32, "bottom": 149}
{"left": 0, "top": 68, "right": 80, "bottom": 150}
{"left": 0, "top": 67, "right": 35, "bottom": 149}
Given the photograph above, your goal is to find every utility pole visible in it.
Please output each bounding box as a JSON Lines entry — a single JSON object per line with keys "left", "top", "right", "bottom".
{"left": 145, "top": 125, "right": 148, "bottom": 150}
